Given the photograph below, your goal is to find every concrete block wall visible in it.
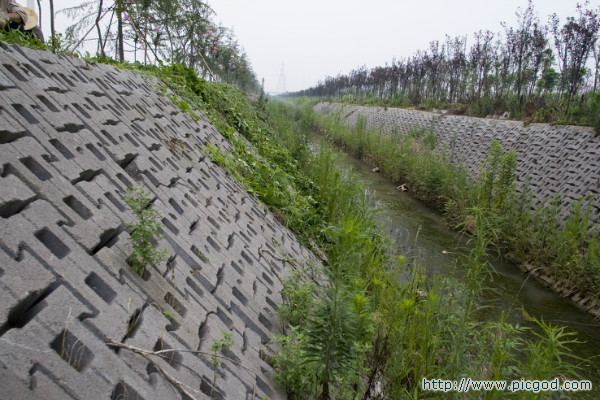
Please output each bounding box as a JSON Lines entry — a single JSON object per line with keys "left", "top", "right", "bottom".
{"left": 314, "top": 102, "right": 600, "bottom": 224}
{"left": 0, "top": 43, "right": 320, "bottom": 399}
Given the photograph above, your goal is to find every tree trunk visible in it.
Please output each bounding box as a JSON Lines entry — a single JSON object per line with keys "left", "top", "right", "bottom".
{"left": 594, "top": 47, "right": 600, "bottom": 93}
{"left": 96, "top": 0, "right": 105, "bottom": 57}
{"left": 49, "top": 0, "right": 55, "bottom": 51}
{"left": 102, "top": 9, "right": 115, "bottom": 53}
{"left": 116, "top": 0, "right": 124, "bottom": 62}
{"left": 143, "top": 19, "right": 148, "bottom": 64}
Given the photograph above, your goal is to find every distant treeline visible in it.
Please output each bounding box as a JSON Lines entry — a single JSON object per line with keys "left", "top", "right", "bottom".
{"left": 289, "top": 1, "right": 600, "bottom": 126}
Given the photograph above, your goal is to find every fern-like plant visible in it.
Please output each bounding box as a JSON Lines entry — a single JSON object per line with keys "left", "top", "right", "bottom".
{"left": 124, "top": 186, "right": 168, "bottom": 275}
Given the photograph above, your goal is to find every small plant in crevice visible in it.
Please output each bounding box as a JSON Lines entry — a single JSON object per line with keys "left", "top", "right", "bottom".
{"left": 124, "top": 185, "right": 168, "bottom": 275}
{"left": 162, "top": 310, "right": 175, "bottom": 320}
{"left": 210, "top": 331, "right": 234, "bottom": 398}
{"left": 53, "top": 307, "right": 89, "bottom": 372}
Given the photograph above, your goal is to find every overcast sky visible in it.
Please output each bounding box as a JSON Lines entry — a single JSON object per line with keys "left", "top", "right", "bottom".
{"left": 36, "top": 0, "right": 596, "bottom": 93}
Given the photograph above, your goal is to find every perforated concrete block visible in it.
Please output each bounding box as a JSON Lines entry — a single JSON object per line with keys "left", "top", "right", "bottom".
{"left": 0, "top": 108, "right": 26, "bottom": 143}
{"left": 0, "top": 45, "right": 334, "bottom": 399}
{"left": 316, "top": 102, "right": 600, "bottom": 226}
{"left": 0, "top": 284, "right": 93, "bottom": 364}
{"left": 0, "top": 66, "right": 16, "bottom": 90}
{"left": 0, "top": 172, "right": 36, "bottom": 215}
{"left": 0, "top": 366, "right": 52, "bottom": 400}
{"left": 1, "top": 45, "right": 66, "bottom": 91}
{"left": 0, "top": 249, "right": 55, "bottom": 328}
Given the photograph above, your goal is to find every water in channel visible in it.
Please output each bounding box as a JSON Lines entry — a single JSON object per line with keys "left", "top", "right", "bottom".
{"left": 327, "top": 142, "right": 600, "bottom": 398}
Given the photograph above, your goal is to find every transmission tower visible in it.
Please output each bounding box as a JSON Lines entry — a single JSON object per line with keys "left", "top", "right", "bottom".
{"left": 276, "top": 63, "right": 286, "bottom": 94}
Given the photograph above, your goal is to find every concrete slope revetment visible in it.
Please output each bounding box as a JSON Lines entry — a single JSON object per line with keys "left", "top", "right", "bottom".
{"left": 314, "top": 102, "right": 600, "bottom": 225}
{"left": 1, "top": 43, "right": 318, "bottom": 399}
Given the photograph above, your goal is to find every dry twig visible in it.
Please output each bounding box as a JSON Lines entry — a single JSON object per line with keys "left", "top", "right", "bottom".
{"left": 106, "top": 340, "right": 271, "bottom": 399}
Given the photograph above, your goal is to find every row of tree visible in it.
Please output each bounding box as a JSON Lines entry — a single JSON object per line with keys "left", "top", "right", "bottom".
{"left": 53, "top": 0, "right": 259, "bottom": 91}
{"left": 290, "top": 1, "right": 600, "bottom": 122}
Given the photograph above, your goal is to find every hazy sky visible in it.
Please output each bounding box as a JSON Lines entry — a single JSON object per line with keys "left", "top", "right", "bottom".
{"left": 36, "top": 0, "right": 596, "bottom": 93}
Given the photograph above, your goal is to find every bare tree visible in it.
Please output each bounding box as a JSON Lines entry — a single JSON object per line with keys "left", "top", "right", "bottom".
{"left": 504, "top": 0, "right": 538, "bottom": 104}
{"left": 469, "top": 30, "right": 495, "bottom": 101}
{"left": 593, "top": 43, "right": 600, "bottom": 92}
{"left": 527, "top": 22, "right": 550, "bottom": 96}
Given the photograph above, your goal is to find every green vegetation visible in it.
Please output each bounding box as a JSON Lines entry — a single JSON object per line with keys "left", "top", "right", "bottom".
{"left": 2, "top": 28, "right": 589, "bottom": 395}
{"left": 269, "top": 99, "right": 592, "bottom": 399}
{"left": 0, "top": 27, "right": 45, "bottom": 49}
{"left": 210, "top": 331, "right": 234, "bottom": 398}
{"left": 267, "top": 100, "right": 586, "bottom": 399}
{"left": 124, "top": 185, "right": 168, "bottom": 275}
{"left": 313, "top": 101, "right": 600, "bottom": 302}
{"left": 162, "top": 310, "right": 175, "bottom": 320}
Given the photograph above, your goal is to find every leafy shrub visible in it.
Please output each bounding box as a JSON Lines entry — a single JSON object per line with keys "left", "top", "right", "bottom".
{"left": 587, "top": 93, "right": 600, "bottom": 135}
{"left": 0, "top": 27, "right": 45, "bottom": 49}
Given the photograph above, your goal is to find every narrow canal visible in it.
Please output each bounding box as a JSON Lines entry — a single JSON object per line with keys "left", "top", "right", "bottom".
{"left": 326, "top": 141, "right": 600, "bottom": 398}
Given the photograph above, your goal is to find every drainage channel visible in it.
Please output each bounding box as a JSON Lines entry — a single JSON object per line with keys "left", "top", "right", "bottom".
{"left": 327, "top": 142, "right": 600, "bottom": 398}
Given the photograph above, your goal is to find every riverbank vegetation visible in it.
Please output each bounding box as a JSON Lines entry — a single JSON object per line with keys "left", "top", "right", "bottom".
{"left": 287, "top": 1, "right": 600, "bottom": 131}
{"left": 310, "top": 99, "right": 600, "bottom": 312}
{"left": 267, "top": 99, "right": 588, "bottom": 399}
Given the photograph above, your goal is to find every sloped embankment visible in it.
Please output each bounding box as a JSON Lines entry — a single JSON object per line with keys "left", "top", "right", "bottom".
{"left": 0, "top": 44, "right": 317, "bottom": 399}
{"left": 314, "top": 102, "right": 600, "bottom": 224}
